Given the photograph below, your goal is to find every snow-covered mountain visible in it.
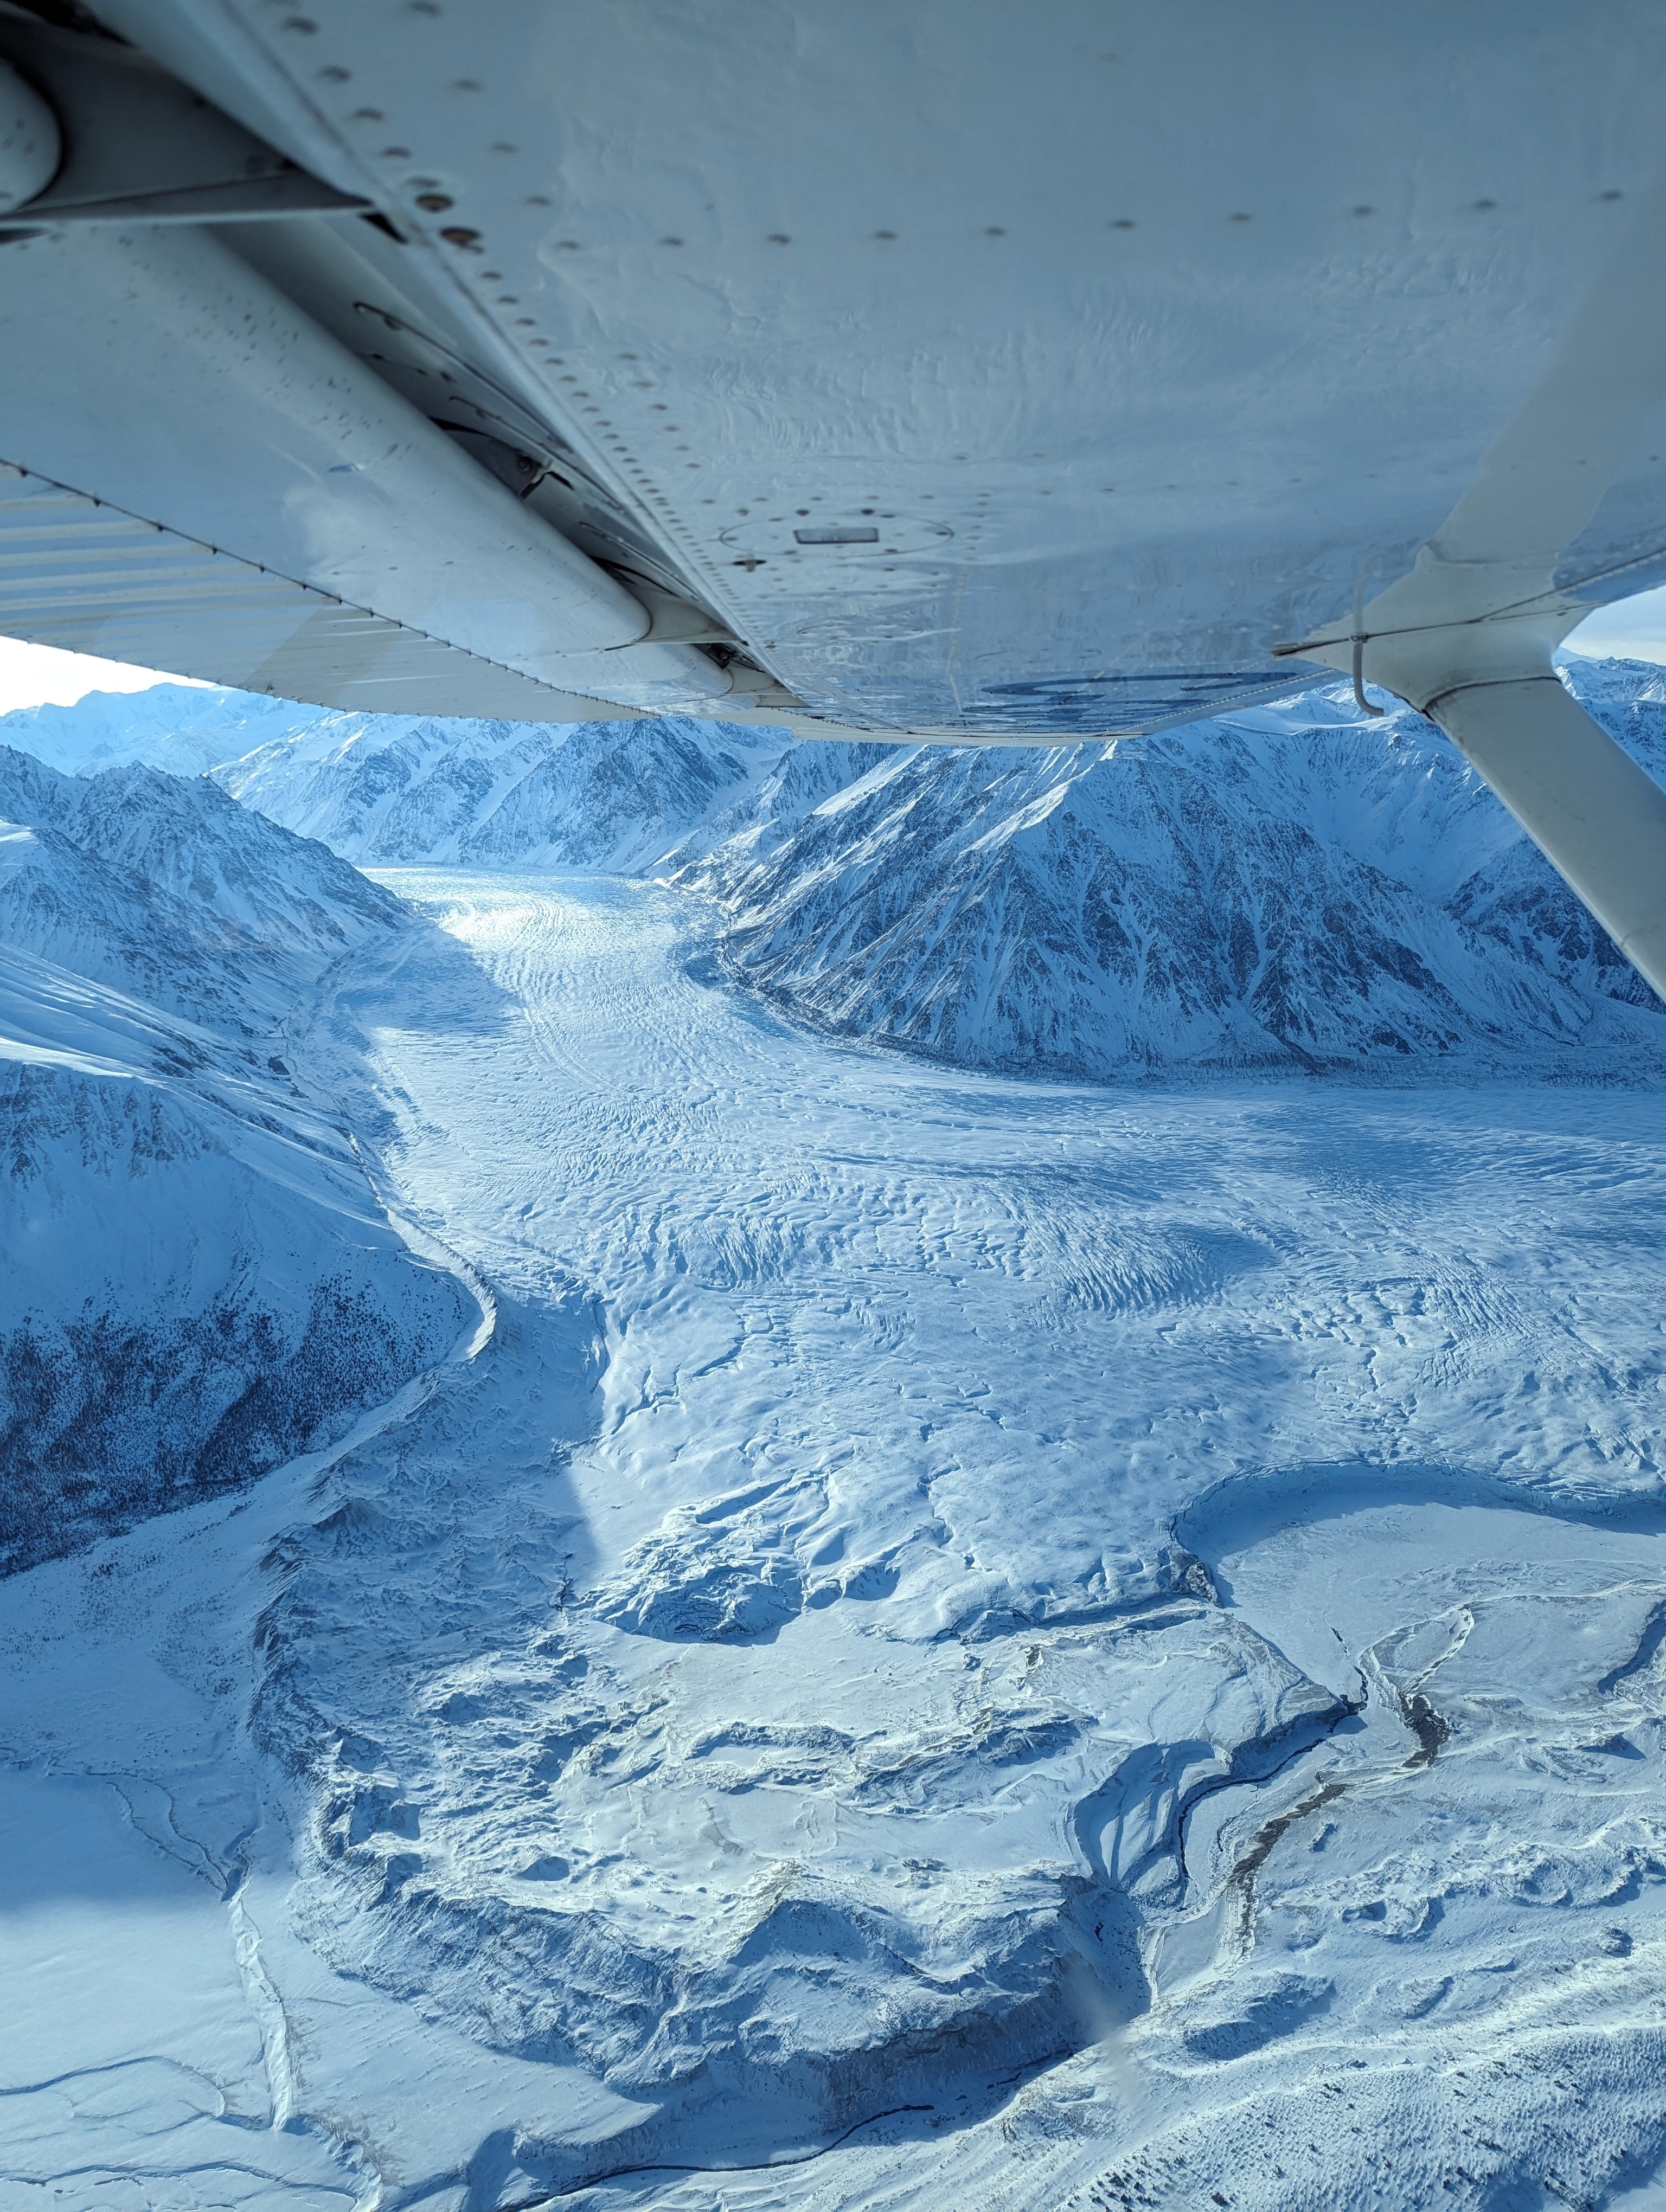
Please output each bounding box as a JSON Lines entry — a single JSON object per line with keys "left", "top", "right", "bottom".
{"left": 9, "top": 661, "right": 1666, "bottom": 1081}
{"left": 679, "top": 664, "right": 1666, "bottom": 1076}
{"left": 0, "top": 681, "right": 314, "bottom": 778}
{"left": 0, "top": 755, "right": 471, "bottom": 1574}
{"left": 0, "top": 745, "right": 408, "bottom": 1035}
{"left": 15, "top": 865, "right": 1665, "bottom": 2210}
{"left": 9, "top": 669, "right": 1666, "bottom": 2207}
{"left": 187, "top": 655, "right": 1666, "bottom": 1076}
{"left": 216, "top": 709, "right": 791, "bottom": 873}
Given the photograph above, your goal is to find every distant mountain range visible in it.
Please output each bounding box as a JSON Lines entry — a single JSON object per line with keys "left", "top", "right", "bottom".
{"left": 3, "top": 659, "right": 1663, "bottom": 1081}
{"left": 0, "top": 744, "right": 406, "bottom": 1033}
{"left": 0, "top": 681, "right": 314, "bottom": 780}
{"left": 0, "top": 745, "right": 470, "bottom": 1573}
{"left": 215, "top": 709, "right": 792, "bottom": 874}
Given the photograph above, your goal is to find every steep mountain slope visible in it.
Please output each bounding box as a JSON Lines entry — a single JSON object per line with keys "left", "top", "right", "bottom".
{"left": 0, "top": 758, "right": 471, "bottom": 1574}
{"left": 190, "top": 655, "right": 1666, "bottom": 1076}
{"left": 10, "top": 660, "right": 1666, "bottom": 1081}
{"left": 0, "top": 745, "right": 407, "bottom": 1033}
{"left": 679, "top": 665, "right": 1666, "bottom": 1076}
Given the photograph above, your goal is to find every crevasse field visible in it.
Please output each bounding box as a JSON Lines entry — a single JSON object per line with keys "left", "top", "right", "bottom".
{"left": 5, "top": 675, "right": 1666, "bottom": 2210}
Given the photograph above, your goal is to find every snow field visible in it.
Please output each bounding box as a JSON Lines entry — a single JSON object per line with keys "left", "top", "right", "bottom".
{"left": 5, "top": 665, "right": 1666, "bottom": 2205}
{"left": 101, "top": 866, "right": 1662, "bottom": 2208}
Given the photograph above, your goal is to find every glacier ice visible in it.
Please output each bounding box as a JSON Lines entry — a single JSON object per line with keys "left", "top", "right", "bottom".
{"left": 175, "top": 658, "right": 1666, "bottom": 1076}
{"left": 1, "top": 672, "right": 1666, "bottom": 2207}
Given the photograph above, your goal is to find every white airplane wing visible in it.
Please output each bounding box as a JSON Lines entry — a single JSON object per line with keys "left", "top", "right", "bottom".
{"left": 3, "top": 2, "right": 1666, "bottom": 988}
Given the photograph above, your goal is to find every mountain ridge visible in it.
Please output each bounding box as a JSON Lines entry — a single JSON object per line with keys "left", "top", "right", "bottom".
{"left": 678, "top": 679, "right": 1666, "bottom": 1079}
{"left": 5, "top": 658, "right": 1664, "bottom": 1082}
{"left": 0, "top": 751, "right": 471, "bottom": 1573}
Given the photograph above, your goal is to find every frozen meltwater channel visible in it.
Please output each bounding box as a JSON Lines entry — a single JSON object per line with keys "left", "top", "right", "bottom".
{"left": 9, "top": 868, "right": 1666, "bottom": 2211}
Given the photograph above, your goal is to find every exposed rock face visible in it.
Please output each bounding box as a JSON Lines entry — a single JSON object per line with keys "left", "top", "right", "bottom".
{"left": 175, "top": 658, "right": 1666, "bottom": 1078}
{"left": 0, "top": 753, "right": 470, "bottom": 1573}
{"left": 678, "top": 664, "right": 1666, "bottom": 1076}
{"left": 0, "top": 744, "right": 405, "bottom": 1030}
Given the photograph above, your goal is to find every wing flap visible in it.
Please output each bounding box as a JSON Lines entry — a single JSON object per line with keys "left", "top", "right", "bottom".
{"left": 0, "top": 462, "right": 652, "bottom": 723}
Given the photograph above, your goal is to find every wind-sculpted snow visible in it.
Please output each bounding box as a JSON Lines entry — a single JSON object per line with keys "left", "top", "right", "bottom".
{"left": 0, "top": 761, "right": 472, "bottom": 1571}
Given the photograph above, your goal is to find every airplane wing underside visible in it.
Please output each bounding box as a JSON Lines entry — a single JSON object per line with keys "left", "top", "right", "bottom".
{"left": 4, "top": 2, "right": 1666, "bottom": 987}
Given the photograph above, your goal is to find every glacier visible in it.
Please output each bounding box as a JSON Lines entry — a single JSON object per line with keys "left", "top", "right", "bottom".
{"left": 202, "top": 657, "right": 1666, "bottom": 1078}
{"left": 2, "top": 669, "right": 1666, "bottom": 2209}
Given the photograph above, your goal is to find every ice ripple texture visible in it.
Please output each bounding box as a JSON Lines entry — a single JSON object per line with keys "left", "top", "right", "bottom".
{"left": 3, "top": 672, "right": 1666, "bottom": 2208}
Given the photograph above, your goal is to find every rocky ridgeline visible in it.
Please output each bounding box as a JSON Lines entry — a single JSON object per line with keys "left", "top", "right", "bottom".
{"left": 147, "top": 659, "right": 1666, "bottom": 1077}
{"left": 4, "top": 660, "right": 1664, "bottom": 1107}
{"left": 214, "top": 708, "right": 790, "bottom": 873}
{"left": 0, "top": 748, "right": 470, "bottom": 1573}
{"left": 680, "top": 672, "right": 1666, "bottom": 1077}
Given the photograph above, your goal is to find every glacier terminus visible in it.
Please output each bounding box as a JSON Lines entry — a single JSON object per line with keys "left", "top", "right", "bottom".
{"left": 2, "top": 671, "right": 1666, "bottom": 2208}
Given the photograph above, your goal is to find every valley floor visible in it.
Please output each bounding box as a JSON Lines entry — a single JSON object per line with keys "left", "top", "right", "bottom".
{"left": 7, "top": 872, "right": 1666, "bottom": 2210}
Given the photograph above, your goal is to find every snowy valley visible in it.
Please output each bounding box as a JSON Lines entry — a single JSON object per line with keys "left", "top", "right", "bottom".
{"left": 2, "top": 672, "right": 1666, "bottom": 2210}
{"left": 202, "top": 657, "right": 1666, "bottom": 1078}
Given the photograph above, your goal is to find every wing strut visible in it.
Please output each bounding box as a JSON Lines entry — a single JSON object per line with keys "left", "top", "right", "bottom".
{"left": 1286, "top": 172, "right": 1666, "bottom": 1007}
{"left": 1428, "top": 674, "right": 1666, "bottom": 1003}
